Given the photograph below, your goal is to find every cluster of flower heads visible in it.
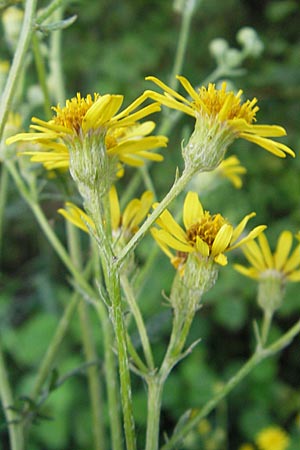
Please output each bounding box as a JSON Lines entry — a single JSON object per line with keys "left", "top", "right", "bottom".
{"left": 6, "top": 75, "right": 296, "bottom": 277}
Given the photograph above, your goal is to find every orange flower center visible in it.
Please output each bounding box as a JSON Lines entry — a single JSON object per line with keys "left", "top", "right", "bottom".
{"left": 186, "top": 211, "right": 227, "bottom": 250}
{"left": 194, "top": 83, "right": 259, "bottom": 124}
{"left": 52, "top": 93, "right": 100, "bottom": 134}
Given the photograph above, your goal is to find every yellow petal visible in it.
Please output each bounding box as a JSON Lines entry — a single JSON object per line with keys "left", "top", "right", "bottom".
{"left": 241, "top": 133, "right": 295, "bottom": 158}
{"left": 283, "top": 243, "right": 300, "bottom": 274}
{"left": 231, "top": 212, "right": 256, "bottom": 245}
{"left": 145, "top": 76, "right": 190, "bottom": 104}
{"left": 211, "top": 224, "right": 233, "bottom": 255}
{"left": 122, "top": 199, "right": 140, "bottom": 230}
{"left": 150, "top": 228, "right": 174, "bottom": 260}
{"left": 214, "top": 253, "right": 228, "bottom": 266}
{"left": 129, "top": 191, "right": 153, "bottom": 229}
{"left": 287, "top": 270, "right": 300, "bottom": 282}
{"left": 234, "top": 264, "right": 259, "bottom": 279}
{"left": 177, "top": 75, "right": 200, "bottom": 103}
{"left": 242, "top": 241, "right": 266, "bottom": 271}
{"left": 230, "top": 225, "right": 267, "bottom": 251}
{"left": 258, "top": 233, "right": 274, "bottom": 268}
{"left": 183, "top": 192, "right": 203, "bottom": 230}
{"left": 154, "top": 207, "right": 187, "bottom": 243}
{"left": 83, "top": 95, "right": 123, "bottom": 131}
{"left": 195, "top": 236, "right": 209, "bottom": 257}
{"left": 153, "top": 229, "right": 193, "bottom": 253}
{"left": 144, "top": 90, "right": 195, "bottom": 117}
{"left": 274, "top": 230, "right": 293, "bottom": 270}
{"left": 109, "top": 185, "right": 121, "bottom": 231}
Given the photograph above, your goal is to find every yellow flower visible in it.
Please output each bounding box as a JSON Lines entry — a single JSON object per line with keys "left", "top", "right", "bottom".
{"left": 217, "top": 155, "right": 247, "bottom": 188}
{"left": 234, "top": 231, "right": 300, "bottom": 282}
{"left": 151, "top": 191, "right": 266, "bottom": 273}
{"left": 6, "top": 92, "right": 168, "bottom": 171}
{"left": 145, "top": 76, "right": 295, "bottom": 159}
{"left": 58, "top": 186, "right": 154, "bottom": 243}
{"left": 189, "top": 155, "right": 247, "bottom": 192}
{"left": 256, "top": 426, "right": 290, "bottom": 450}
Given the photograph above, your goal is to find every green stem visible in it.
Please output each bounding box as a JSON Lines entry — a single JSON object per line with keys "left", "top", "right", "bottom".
{"left": 6, "top": 160, "right": 97, "bottom": 299}
{"left": 30, "top": 293, "right": 79, "bottom": 401}
{"left": 0, "top": 341, "right": 24, "bottom": 450}
{"left": 94, "top": 302, "right": 124, "bottom": 450}
{"left": 116, "top": 168, "right": 194, "bottom": 268}
{"left": 32, "top": 32, "right": 52, "bottom": 119}
{"left": 0, "top": 0, "right": 37, "bottom": 139}
{"left": 145, "top": 378, "right": 163, "bottom": 450}
{"left": 169, "top": 0, "right": 195, "bottom": 90}
{"left": 36, "top": 0, "right": 64, "bottom": 24}
{"left": 0, "top": 166, "right": 9, "bottom": 264}
{"left": 161, "top": 319, "right": 300, "bottom": 450}
{"left": 49, "top": 6, "right": 66, "bottom": 104}
{"left": 121, "top": 274, "right": 155, "bottom": 370}
{"left": 108, "top": 266, "right": 137, "bottom": 450}
{"left": 66, "top": 221, "right": 106, "bottom": 450}
{"left": 261, "top": 309, "right": 273, "bottom": 347}
{"left": 89, "top": 188, "right": 136, "bottom": 450}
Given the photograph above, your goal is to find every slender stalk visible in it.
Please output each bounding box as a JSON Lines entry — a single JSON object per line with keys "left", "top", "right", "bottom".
{"left": 0, "top": 0, "right": 37, "bottom": 139}
{"left": 261, "top": 309, "right": 273, "bottom": 347}
{"left": 94, "top": 302, "right": 124, "bottom": 450}
{"left": 0, "top": 341, "right": 23, "bottom": 450}
{"left": 169, "top": 0, "right": 196, "bottom": 91}
{"left": 161, "top": 319, "right": 300, "bottom": 450}
{"left": 36, "top": 0, "right": 64, "bottom": 24}
{"left": 116, "top": 168, "right": 194, "bottom": 267}
{"left": 66, "top": 221, "right": 106, "bottom": 450}
{"left": 121, "top": 274, "right": 155, "bottom": 370}
{"left": 30, "top": 293, "right": 79, "bottom": 401}
{"left": 89, "top": 188, "right": 137, "bottom": 450}
{"left": 32, "top": 32, "right": 52, "bottom": 119}
{"left": 49, "top": 6, "right": 66, "bottom": 104}
{"left": 145, "top": 378, "right": 163, "bottom": 450}
{"left": 0, "top": 166, "right": 9, "bottom": 264}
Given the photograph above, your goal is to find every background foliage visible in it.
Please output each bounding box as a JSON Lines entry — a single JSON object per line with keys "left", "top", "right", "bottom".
{"left": 1, "top": 0, "right": 300, "bottom": 449}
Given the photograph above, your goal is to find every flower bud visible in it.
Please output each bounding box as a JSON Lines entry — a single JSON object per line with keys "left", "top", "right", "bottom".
{"left": 236, "top": 27, "right": 264, "bottom": 57}
{"left": 257, "top": 271, "right": 284, "bottom": 314}
{"left": 209, "top": 38, "right": 229, "bottom": 61}
{"left": 224, "top": 48, "right": 242, "bottom": 68}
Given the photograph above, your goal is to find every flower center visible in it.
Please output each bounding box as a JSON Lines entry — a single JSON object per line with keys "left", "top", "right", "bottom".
{"left": 194, "top": 83, "right": 259, "bottom": 124}
{"left": 52, "top": 93, "right": 100, "bottom": 134}
{"left": 186, "top": 211, "right": 227, "bottom": 250}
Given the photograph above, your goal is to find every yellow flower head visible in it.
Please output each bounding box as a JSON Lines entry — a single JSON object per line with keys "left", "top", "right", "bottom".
{"left": 6, "top": 92, "right": 168, "bottom": 172}
{"left": 256, "top": 426, "right": 290, "bottom": 450}
{"left": 235, "top": 231, "right": 300, "bottom": 313}
{"left": 189, "top": 155, "right": 247, "bottom": 192}
{"left": 234, "top": 231, "right": 300, "bottom": 282}
{"left": 58, "top": 186, "right": 153, "bottom": 245}
{"left": 145, "top": 76, "right": 294, "bottom": 171}
{"left": 151, "top": 191, "right": 266, "bottom": 274}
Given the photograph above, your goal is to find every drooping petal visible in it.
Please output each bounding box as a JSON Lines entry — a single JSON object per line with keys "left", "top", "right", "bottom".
{"left": 234, "top": 263, "right": 259, "bottom": 279}
{"left": 153, "top": 229, "right": 193, "bottom": 253}
{"left": 195, "top": 236, "right": 209, "bottom": 257}
{"left": 214, "top": 253, "right": 228, "bottom": 266}
{"left": 240, "top": 133, "right": 295, "bottom": 158}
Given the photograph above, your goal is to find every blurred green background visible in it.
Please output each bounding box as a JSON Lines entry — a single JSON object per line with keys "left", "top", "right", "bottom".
{"left": 1, "top": 0, "right": 300, "bottom": 449}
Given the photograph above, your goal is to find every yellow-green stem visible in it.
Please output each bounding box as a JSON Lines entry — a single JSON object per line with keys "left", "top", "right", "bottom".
{"left": 0, "top": 0, "right": 37, "bottom": 139}
{"left": 66, "top": 221, "right": 106, "bottom": 450}
{"left": 0, "top": 166, "right": 9, "bottom": 265}
{"left": 121, "top": 274, "right": 155, "bottom": 370}
{"left": 116, "top": 168, "right": 194, "bottom": 268}
{"left": 32, "top": 32, "right": 52, "bottom": 119}
{"left": 89, "top": 188, "right": 137, "bottom": 450}
{"left": 161, "top": 319, "right": 300, "bottom": 450}
{"left": 0, "top": 341, "right": 24, "bottom": 450}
